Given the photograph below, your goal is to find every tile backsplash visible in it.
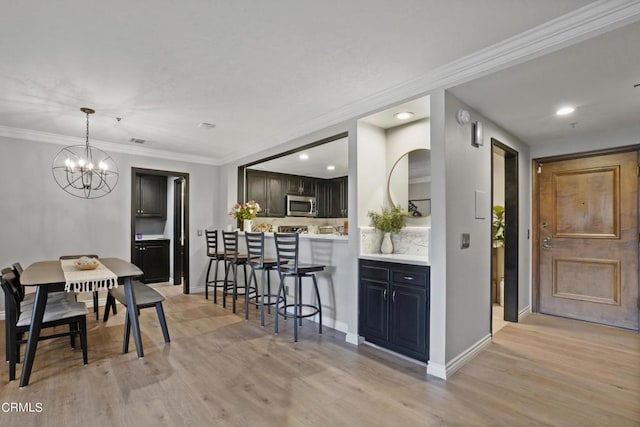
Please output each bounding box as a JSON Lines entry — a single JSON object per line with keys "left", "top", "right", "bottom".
{"left": 360, "top": 227, "right": 429, "bottom": 256}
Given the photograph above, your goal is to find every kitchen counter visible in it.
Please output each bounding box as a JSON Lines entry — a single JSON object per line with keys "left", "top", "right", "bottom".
{"left": 237, "top": 231, "right": 348, "bottom": 241}
{"left": 359, "top": 253, "right": 429, "bottom": 266}
{"left": 135, "top": 235, "right": 170, "bottom": 241}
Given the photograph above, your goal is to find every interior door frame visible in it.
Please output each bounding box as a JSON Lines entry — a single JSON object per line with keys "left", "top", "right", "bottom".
{"left": 491, "top": 139, "right": 519, "bottom": 324}
{"left": 531, "top": 144, "right": 640, "bottom": 312}
{"left": 131, "top": 167, "right": 191, "bottom": 294}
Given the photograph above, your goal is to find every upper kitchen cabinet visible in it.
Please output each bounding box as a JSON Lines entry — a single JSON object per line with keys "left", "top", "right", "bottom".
{"left": 287, "top": 175, "right": 316, "bottom": 196}
{"left": 246, "top": 169, "right": 286, "bottom": 217}
{"left": 328, "top": 176, "right": 348, "bottom": 218}
{"left": 135, "top": 174, "right": 167, "bottom": 219}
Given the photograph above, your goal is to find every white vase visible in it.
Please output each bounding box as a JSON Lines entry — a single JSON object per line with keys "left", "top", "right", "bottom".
{"left": 380, "top": 232, "right": 393, "bottom": 254}
{"left": 243, "top": 219, "right": 253, "bottom": 232}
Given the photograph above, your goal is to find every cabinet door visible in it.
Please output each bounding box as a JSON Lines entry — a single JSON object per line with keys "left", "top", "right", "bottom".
{"left": 359, "top": 279, "right": 389, "bottom": 342}
{"left": 140, "top": 241, "right": 170, "bottom": 283}
{"left": 339, "top": 176, "right": 348, "bottom": 217}
{"left": 132, "top": 243, "right": 144, "bottom": 271}
{"left": 138, "top": 174, "right": 167, "bottom": 218}
{"left": 316, "top": 181, "right": 328, "bottom": 218}
{"left": 328, "top": 179, "right": 342, "bottom": 218}
{"left": 389, "top": 282, "right": 427, "bottom": 360}
{"left": 246, "top": 170, "right": 268, "bottom": 217}
{"left": 266, "top": 173, "right": 285, "bottom": 217}
{"left": 300, "top": 177, "right": 316, "bottom": 196}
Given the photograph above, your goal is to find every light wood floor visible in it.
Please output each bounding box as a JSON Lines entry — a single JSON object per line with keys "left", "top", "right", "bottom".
{"left": 1, "top": 285, "right": 639, "bottom": 426}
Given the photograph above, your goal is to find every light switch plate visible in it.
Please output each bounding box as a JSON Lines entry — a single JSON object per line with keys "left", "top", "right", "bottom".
{"left": 461, "top": 233, "right": 470, "bottom": 249}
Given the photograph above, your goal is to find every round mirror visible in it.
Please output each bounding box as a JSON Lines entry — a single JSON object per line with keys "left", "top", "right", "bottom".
{"left": 387, "top": 149, "right": 431, "bottom": 217}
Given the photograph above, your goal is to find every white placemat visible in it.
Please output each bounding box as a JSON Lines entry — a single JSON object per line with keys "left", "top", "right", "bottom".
{"left": 60, "top": 259, "right": 118, "bottom": 292}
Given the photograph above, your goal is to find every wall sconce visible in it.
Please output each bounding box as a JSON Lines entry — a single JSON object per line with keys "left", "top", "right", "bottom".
{"left": 471, "top": 120, "right": 483, "bottom": 147}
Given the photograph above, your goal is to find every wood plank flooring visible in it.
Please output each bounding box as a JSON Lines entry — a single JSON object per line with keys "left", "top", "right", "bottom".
{"left": 1, "top": 284, "right": 638, "bottom": 426}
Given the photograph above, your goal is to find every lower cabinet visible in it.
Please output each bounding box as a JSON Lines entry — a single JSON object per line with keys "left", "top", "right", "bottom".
{"left": 359, "top": 259, "right": 429, "bottom": 362}
{"left": 133, "top": 240, "right": 170, "bottom": 283}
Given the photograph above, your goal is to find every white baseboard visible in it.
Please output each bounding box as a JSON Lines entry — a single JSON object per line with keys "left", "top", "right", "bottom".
{"left": 519, "top": 305, "right": 531, "bottom": 321}
{"left": 345, "top": 333, "right": 361, "bottom": 345}
{"left": 439, "top": 333, "right": 493, "bottom": 379}
{"left": 426, "top": 361, "right": 447, "bottom": 379}
{"left": 362, "top": 341, "right": 427, "bottom": 367}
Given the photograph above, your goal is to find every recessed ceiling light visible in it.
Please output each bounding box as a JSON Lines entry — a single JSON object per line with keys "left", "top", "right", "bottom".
{"left": 299, "top": 153, "right": 309, "bottom": 160}
{"left": 394, "top": 111, "right": 414, "bottom": 120}
{"left": 556, "top": 106, "right": 575, "bottom": 116}
{"left": 198, "top": 122, "right": 216, "bottom": 129}
{"left": 327, "top": 165, "right": 335, "bottom": 171}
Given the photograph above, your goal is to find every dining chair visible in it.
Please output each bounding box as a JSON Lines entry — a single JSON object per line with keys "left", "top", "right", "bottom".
{"left": 1, "top": 270, "right": 88, "bottom": 381}
{"left": 103, "top": 280, "right": 170, "bottom": 353}
{"left": 2, "top": 265, "right": 74, "bottom": 363}
{"left": 244, "top": 232, "right": 286, "bottom": 326}
{"left": 59, "top": 255, "right": 115, "bottom": 321}
{"left": 273, "top": 233, "right": 326, "bottom": 342}
{"left": 221, "top": 230, "right": 255, "bottom": 314}
{"left": 204, "top": 230, "right": 226, "bottom": 303}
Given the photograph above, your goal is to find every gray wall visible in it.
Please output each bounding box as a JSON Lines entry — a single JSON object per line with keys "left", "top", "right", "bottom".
{"left": 440, "top": 92, "right": 532, "bottom": 363}
{"left": 0, "top": 135, "right": 218, "bottom": 315}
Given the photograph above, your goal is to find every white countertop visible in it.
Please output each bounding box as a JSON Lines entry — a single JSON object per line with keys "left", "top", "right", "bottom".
{"left": 135, "top": 235, "right": 170, "bottom": 241}
{"left": 359, "top": 253, "right": 430, "bottom": 266}
{"left": 236, "top": 231, "right": 348, "bottom": 241}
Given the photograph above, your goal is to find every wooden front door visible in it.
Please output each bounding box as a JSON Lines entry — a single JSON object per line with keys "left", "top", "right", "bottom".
{"left": 538, "top": 151, "right": 639, "bottom": 330}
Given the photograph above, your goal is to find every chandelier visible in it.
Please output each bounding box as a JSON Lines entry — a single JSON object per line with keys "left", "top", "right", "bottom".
{"left": 52, "top": 108, "right": 119, "bottom": 199}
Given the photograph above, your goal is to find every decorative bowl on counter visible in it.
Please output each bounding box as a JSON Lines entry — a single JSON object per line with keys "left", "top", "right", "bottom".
{"left": 318, "top": 226, "right": 335, "bottom": 234}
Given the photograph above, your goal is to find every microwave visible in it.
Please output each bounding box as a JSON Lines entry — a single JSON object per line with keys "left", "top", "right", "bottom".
{"left": 286, "top": 194, "right": 317, "bottom": 217}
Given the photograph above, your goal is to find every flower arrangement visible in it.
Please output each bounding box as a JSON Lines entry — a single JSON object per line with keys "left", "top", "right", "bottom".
{"left": 367, "top": 205, "right": 408, "bottom": 233}
{"left": 230, "top": 200, "right": 261, "bottom": 220}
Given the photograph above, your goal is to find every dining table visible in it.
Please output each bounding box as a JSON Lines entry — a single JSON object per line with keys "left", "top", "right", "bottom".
{"left": 19, "top": 257, "right": 143, "bottom": 387}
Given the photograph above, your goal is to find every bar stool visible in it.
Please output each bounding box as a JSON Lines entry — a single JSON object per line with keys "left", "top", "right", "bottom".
{"left": 273, "top": 233, "right": 325, "bottom": 342}
{"left": 204, "top": 230, "right": 226, "bottom": 303}
{"left": 244, "top": 232, "right": 286, "bottom": 327}
{"left": 221, "top": 230, "right": 255, "bottom": 313}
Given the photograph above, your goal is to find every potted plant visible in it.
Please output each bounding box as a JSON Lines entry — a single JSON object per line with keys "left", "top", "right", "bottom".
{"left": 367, "top": 205, "right": 408, "bottom": 254}
{"left": 229, "top": 200, "right": 261, "bottom": 231}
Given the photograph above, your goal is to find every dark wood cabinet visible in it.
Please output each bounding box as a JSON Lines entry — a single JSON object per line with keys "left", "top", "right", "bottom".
{"left": 316, "top": 180, "right": 329, "bottom": 218}
{"left": 136, "top": 174, "right": 167, "bottom": 219}
{"left": 359, "top": 259, "right": 430, "bottom": 362}
{"left": 133, "top": 240, "right": 170, "bottom": 283}
{"left": 287, "top": 175, "right": 316, "bottom": 196}
{"left": 328, "top": 176, "right": 348, "bottom": 218}
{"left": 246, "top": 170, "right": 285, "bottom": 217}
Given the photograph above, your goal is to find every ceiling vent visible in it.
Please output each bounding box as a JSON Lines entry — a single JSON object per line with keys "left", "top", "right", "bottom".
{"left": 198, "top": 122, "right": 216, "bottom": 129}
{"left": 129, "top": 137, "right": 146, "bottom": 144}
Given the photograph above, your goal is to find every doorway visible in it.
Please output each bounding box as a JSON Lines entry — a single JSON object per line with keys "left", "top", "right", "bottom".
{"left": 533, "top": 149, "right": 639, "bottom": 330}
{"left": 491, "top": 139, "right": 519, "bottom": 333}
{"left": 131, "top": 167, "right": 190, "bottom": 294}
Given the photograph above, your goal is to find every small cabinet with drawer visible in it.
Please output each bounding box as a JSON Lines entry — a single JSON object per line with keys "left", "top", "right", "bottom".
{"left": 133, "top": 239, "right": 170, "bottom": 283}
{"left": 359, "top": 259, "right": 429, "bottom": 362}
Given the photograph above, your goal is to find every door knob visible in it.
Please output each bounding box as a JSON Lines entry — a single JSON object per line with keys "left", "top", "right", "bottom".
{"left": 542, "top": 237, "right": 553, "bottom": 249}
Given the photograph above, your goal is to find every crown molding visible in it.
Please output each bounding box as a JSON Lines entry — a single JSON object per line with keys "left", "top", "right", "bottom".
{"left": 0, "top": 125, "right": 220, "bottom": 166}
{"left": 222, "top": 0, "right": 640, "bottom": 165}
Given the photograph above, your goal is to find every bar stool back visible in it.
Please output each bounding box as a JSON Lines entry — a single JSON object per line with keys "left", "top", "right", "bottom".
{"left": 273, "top": 233, "right": 325, "bottom": 342}
{"left": 221, "top": 231, "right": 255, "bottom": 313}
{"left": 205, "top": 230, "right": 226, "bottom": 303}
{"left": 245, "top": 232, "right": 285, "bottom": 326}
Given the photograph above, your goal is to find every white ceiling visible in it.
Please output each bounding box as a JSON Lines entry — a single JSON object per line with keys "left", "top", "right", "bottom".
{"left": 449, "top": 20, "right": 640, "bottom": 147}
{"left": 248, "top": 137, "right": 348, "bottom": 179}
{"left": 0, "top": 1, "right": 595, "bottom": 164}
{"left": 360, "top": 96, "right": 430, "bottom": 130}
